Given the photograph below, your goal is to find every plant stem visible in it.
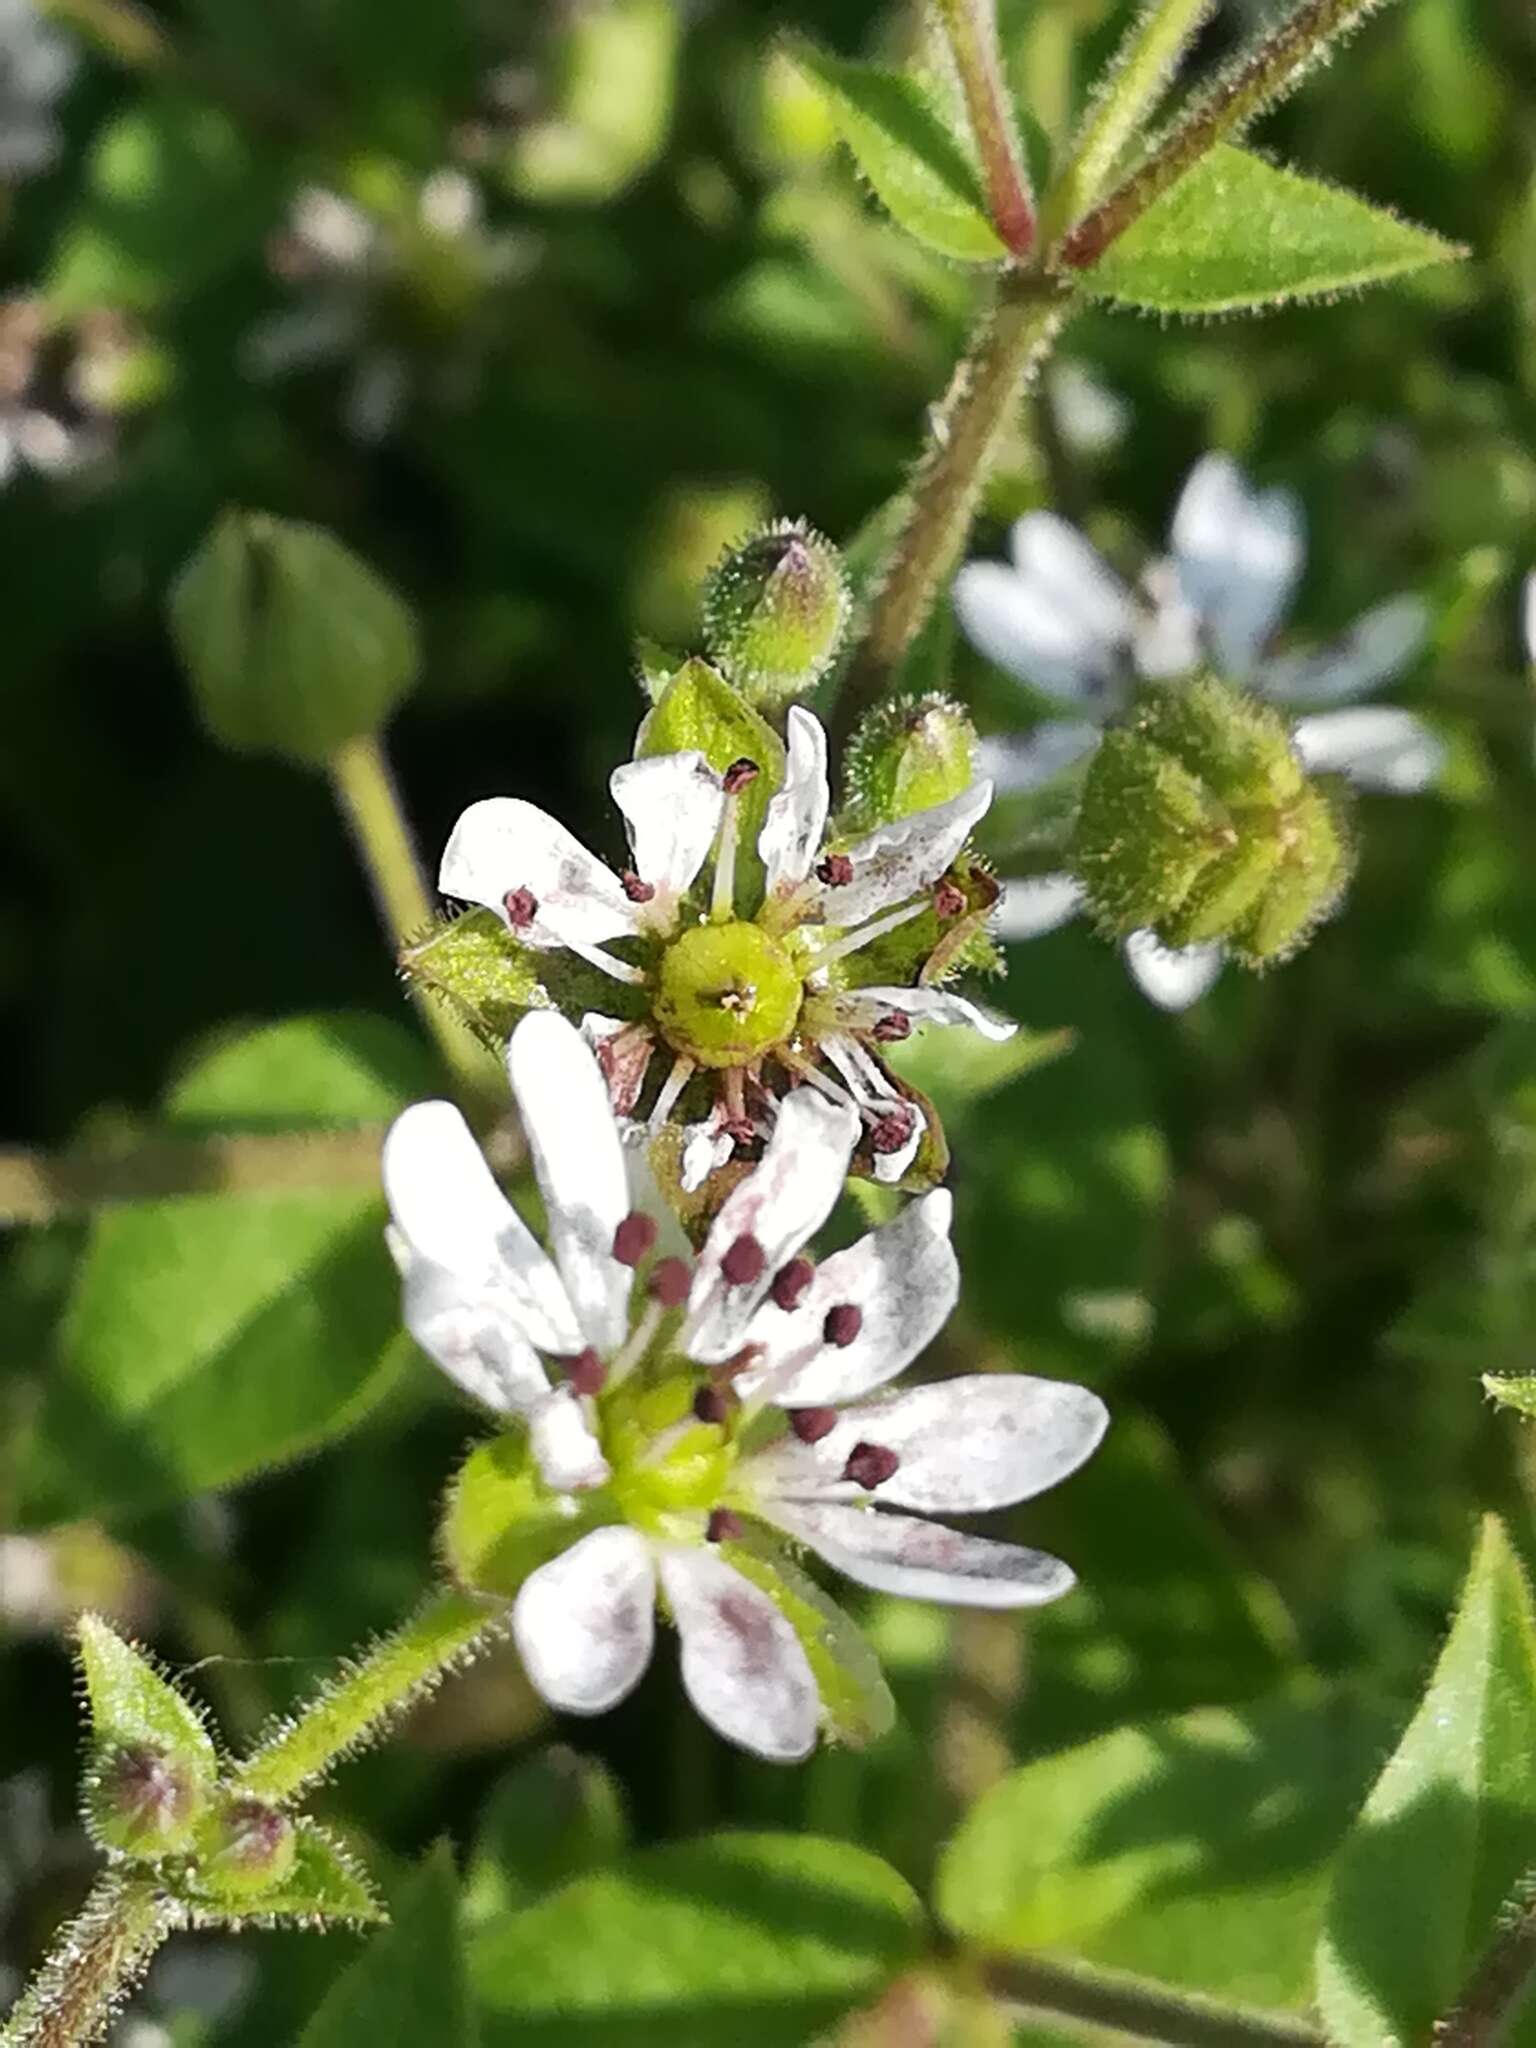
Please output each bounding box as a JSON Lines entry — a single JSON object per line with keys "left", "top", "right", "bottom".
{"left": 931, "top": 0, "right": 1035, "bottom": 256}
{"left": 986, "top": 1954, "right": 1324, "bottom": 2048}
{"left": 1435, "top": 1892, "right": 1536, "bottom": 2048}
{"left": 1043, "top": 0, "right": 1216, "bottom": 246}
{"left": 1060, "top": 0, "right": 1397, "bottom": 267}
{"left": 230, "top": 1587, "right": 504, "bottom": 1805}
{"left": 36, "top": 0, "right": 169, "bottom": 68}
{"left": 0, "top": 1878, "right": 180, "bottom": 2048}
{"left": 0, "top": 1127, "right": 387, "bottom": 1224}
{"left": 328, "top": 731, "right": 499, "bottom": 1109}
{"left": 833, "top": 270, "right": 1068, "bottom": 757}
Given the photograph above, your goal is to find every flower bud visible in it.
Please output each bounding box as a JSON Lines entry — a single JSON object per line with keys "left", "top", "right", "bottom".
{"left": 702, "top": 519, "right": 850, "bottom": 704}
{"left": 1069, "top": 675, "right": 1354, "bottom": 967}
{"left": 85, "top": 1741, "right": 206, "bottom": 1859}
{"left": 195, "top": 1796, "right": 297, "bottom": 1900}
{"left": 844, "top": 694, "right": 977, "bottom": 829}
{"left": 169, "top": 510, "right": 419, "bottom": 768}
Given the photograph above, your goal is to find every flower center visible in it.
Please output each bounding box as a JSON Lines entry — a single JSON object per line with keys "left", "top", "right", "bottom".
{"left": 653, "top": 920, "right": 803, "bottom": 1069}
{"left": 603, "top": 1374, "right": 737, "bottom": 1532}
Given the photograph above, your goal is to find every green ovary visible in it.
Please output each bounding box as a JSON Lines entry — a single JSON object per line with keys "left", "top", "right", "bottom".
{"left": 653, "top": 919, "right": 803, "bottom": 1068}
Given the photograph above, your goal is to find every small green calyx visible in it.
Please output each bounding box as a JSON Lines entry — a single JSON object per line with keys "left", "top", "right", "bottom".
{"left": 194, "top": 1796, "right": 297, "bottom": 1900}
{"left": 844, "top": 693, "right": 977, "bottom": 829}
{"left": 655, "top": 920, "right": 803, "bottom": 1068}
{"left": 702, "top": 518, "right": 851, "bottom": 705}
{"left": 85, "top": 1742, "right": 206, "bottom": 1859}
{"left": 1069, "top": 675, "right": 1355, "bottom": 968}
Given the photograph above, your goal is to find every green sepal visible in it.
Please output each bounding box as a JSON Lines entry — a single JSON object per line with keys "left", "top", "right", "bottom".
{"left": 186, "top": 1818, "right": 385, "bottom": 1929}
{"left": 720, "top": 1528, "right": 895, "bottom": 1749}
{"left": 1131, "top": 672, "right": 1303, "bottom": 811}
{"left": 77, "top": 1616, "right": 219, "bottom": 1858}
{"left": 789, "top": 44, "right": 1007, "bottom": 263}
{"left": 635, "top": 656, "right": 785, "bottom": 903}
{"left": 1071, "top": 724, "right": 1222, "bottom": 935}
{"left": 1483, "top": 1374, "right": 1536, "bottom": 1420}
{"left": 440, "top": 1432, "right": 602, "bottom": 1598}
{"left": 400, "top": 909, "right": 546, "bottom": 1047}
{"left": 1226, "top": 779, "right": 1354, "bottom": 968}
{"left": 843, "top": 694, "right": 978, "bottom": 831}
{"left": 169, "top": 510, "right": 419, "bottom": 767}
{"left": 1158, "top": 827, "right": 1281, "bottom": 949}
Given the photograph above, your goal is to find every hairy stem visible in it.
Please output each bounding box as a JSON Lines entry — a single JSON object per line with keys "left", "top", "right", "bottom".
{"left": 1435, "top": 1890, "right": 1536, "bottom": 2048}
{"left": 986, "top": 1954, "right": 1324, "bottom": 2048}
{"left": 833, "top": 271, "right": 1068, "bottom": 756}
{"left": 931, "top": 0, "right": 1035, "bottom": 256}
{"left": 1044, "top": 0, "right": 1216, "bottom": 245}
{"left": 328, "top": 731, "right": 499, "bottom": 1109}
{"left": 1060, "top": 0, "right": 1396, "bottom": 267}
{"left": 230, "top": 1587, "right": 504, "bottom": 1805}
{"left": 0, "top": 1878, "right": 180, "bottom": 2048}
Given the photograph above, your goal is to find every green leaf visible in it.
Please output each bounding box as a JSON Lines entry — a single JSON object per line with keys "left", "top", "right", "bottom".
{"left": 170, "top": 512, "right": 420, "bottom": 767}
{"left": 297, "top": 1846, "right": 467, "bottom": 2041}
{"left": 464, "top": 1749, "right": 629, "bottom": 1929}
{"left": 440, "top": 1432, "right": 601, "bottom": 1598}
{"left": 470, "top": 1832, "right": 923, "bottom": 2046}
{"left": 207, "top": 1820, "right": 385, "bottom": 1931}
{"left": 16, "top": 1016, "right": 427, "bottom": 1527}
{"left": 634, "top": 657, "right": 785, "bottom": 903}
{"left": 937, "top": 1693, "right": 1386, "bottom": 2012}
{"left": 77, "top": 1614, "right": 218, "bottom": 1776}
{"left": 791, "top": 46, "right": 1007, "bottom": 263}
{"left": 1316, "top": 1517, "right": 1536, "bottom": 2047}
{"left": 1085, "top": 145, "right": 1461, "bottom": 316}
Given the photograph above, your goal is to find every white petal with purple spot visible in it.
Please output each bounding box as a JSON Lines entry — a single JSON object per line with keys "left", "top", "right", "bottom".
{"left": 657, "top": 1547, "right": 819, "bottom": 1763}
{"left": 513, "top": 1526, "right": 655, "bottom": 1713}
{"left": 766, "top": 1501, "right": 1076, "bottom": 1608}
{"left": 440, "top": 797, "right": 638, "bottom": 951}
{"left": 841, "top": 986, "right": 1016, "bottom": 1042}
{"left": 816, "top": 778, "right": 993, "bottom": 932}
{"left": 610, "top": 751, "right": 724, "bottom": 900}
{"left": 759, "top": 706, "right": 830, "bottom": 893}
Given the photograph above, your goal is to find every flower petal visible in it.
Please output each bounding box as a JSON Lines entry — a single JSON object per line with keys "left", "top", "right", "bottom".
{"left": 819, "top": 1035, "right": 926, "bottom": 1185}
{"left": 393, "top": 1250, "right": 552, "bottom": 1415}
{"left": 736, "top": 1189, "right": 958, "bottom": 1407}
{"left": 610, "top": 751, "right": 725, "bottom": 900}
{"left": 818, "top": 779, "right": 994, "bottom": 928}
{"left": 993, "top": 873, "right": 1088, "bottom": 943}
{"left": 1257, "top": 596, "right": 1428, "bottom": 706}
{"left": 685, "top": 1088, "right": 859, "bottom": 1365}
{"left": 439, "top": 796, "right": 639, "bottom": 952}
{"left": 757, "top": 1373, "right": 1109, "bottom": 1514}
{"left": 759, "top": 706, "right": 830, "bottom": 893}
{"left": 508, "top": 1013, "right": 631, "bottom": 1353}
{"left": 513, "top": 1526, "right": 655, "bottom": 1714}
{"left": 839, "top": 986, "right": 1016, "bottom": 1043}
{"left": 766, "top": 1501, "right": 1076, "bottom": 1609}
{"left": 381, "top": 1099, "right": 583, "bottom": 1355}
{"left": 527, "top": 1388, "right": 612, "bottom": 1492}
{"left": 953, "top": 514, "right": 1133, "bottom": 708}
{"left": 1123, "top": 931, "right": 1225, "bottom": 1010}
{"left": 1170, "top": 454, "right": 1303, "bottom": 681}
{"left": 681, "top": 1121, "right": 735, "bottom": 1193}
{"left": 977, "top": 721, "right": 1101, "bottom": 795}
{"left": 1291, "top": 706, "right": 1444, "bottom": 793}
{"left": 656, "top": 1547, "right": 819, "bottom": 1762}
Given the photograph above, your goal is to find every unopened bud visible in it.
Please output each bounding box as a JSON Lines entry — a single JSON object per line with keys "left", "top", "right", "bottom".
{"left": 1069, "top": 675, "right": 1354, "bottom": 967}
{"left": 845, "top": 694, "right": 977, "bottom": 829}
{"left": 702, "top": 519, "right": 850, "bottom": 704}
{"left": 86, "top": 1742, "right": 206, "bottom": 1859}
{"left": 196, "top": 1796, "right": 297, "bottom": 1900}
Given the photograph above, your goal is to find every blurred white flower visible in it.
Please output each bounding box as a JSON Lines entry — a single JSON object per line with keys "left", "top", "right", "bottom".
{"left": 957, "top": 454, "right": 1445, "bottom": 1009}
{"left": 383, "top": 1011, "right": 1105, "bottom": 1761}
{"left": 0, "top": 301, "right": 136, "bottom": 488}
{"left": 0, "top": 0, "right": 74, "bottom": 180}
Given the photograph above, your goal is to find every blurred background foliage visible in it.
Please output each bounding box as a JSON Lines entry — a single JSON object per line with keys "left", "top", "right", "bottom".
{"left": 3, "top": 0, "right": 1536, "bottom": 2038}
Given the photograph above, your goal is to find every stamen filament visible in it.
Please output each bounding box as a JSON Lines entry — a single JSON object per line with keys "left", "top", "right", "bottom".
{"left": 649, "top": 1054, "right": 695, "bottom": 1129}
{"left": 565, "top": 932, "right": 648, "bottom": 986}
{"left": 807, "top": 896, "right": 928, "bottom": 967}
{"left": 607, "top": 1298, "right": 664, "bottom": 1387}
{"left": 710, "top": 791, "right": 741, "bottom": 922}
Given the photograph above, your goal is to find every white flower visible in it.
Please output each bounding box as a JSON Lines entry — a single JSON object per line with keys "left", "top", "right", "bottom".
{"left": 0, "top": 0, "right": 74, "bottom": 181}
{"left": 438, "top": 704, "right": 1013, "bottom": 1187}
{"left": 955, "top": 454, "right": 1444, "bottom": 1009}
{"left": 384, "top": 1012, "right": 1106, "bottom": 1762}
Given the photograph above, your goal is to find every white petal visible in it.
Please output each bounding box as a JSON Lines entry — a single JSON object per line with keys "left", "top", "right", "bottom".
{"left": 766, "top": 1501, "right": 1076, "bottom": 1609}
{"left": 759, "top": 706, "right": 830, "bottom": 893}
{"left": 839, "top": 985, "right": 1016, "bottom": 1042}
{"left": 526, "top": 1388, "right": 612, "bottom": 1493}
{"left": 736, "top": 1190, "right": 958, "bottom": 1407}
{"left": 1131, "top": 559, "right": 1204, "bottom": 679}
{"left": 508, "top": 1013, "right": 631, "bottom": 1353}
{"left": 610, "top": 751, "right": 724, "bottom": 900}
{"left": 818, "top": 779, "right": 993, "bottom": 928}
{"left": 1524, "top": 573, "right": 1536, "bottom": 667}
{"left": 1170, "top": 454, "right": 1303, "bottom": 680}
{"left": 1291, "top": 706, "right": 1444, "bottom": 793}
{"left": 681, "top": 1121, "right": 734, "bottom": 1192}
{"left": 953, "top": 514, "right": 1133, "bottom": 708}
{"left": 1123, "top": 931, "right": 1225, "bottom": 1011}
{"left": 396, "top": 1253, "right": 552, "bottom": 1415}
{"left": 513, "top": 1526, "right": 655, "bottom": 1713}
{"left": 977, "top": 721, "right": 1102, "bottom": 795}
{"left": 382, "top": 1099, "right": 583, "bottom": 1355}
{"left": 871, "top": 1100, "right": 924, "bottom": 1184}
{"left": 758, "top": 1373, "right": 1109, "bottom": 1515}
{"left": 993, "top": 873, "right": 1087, "bottom": 943}
{"left": 439, "top": 797, "right": 639, "bottom": 952}
{"left": 686, "top": 1089, "right": 859, "bottom": 1364}
{"left": 1258, "top": 596, "right": 1429, "bottom": 707}
{"left": 657, "top": 1548, "right": 819, "bottom": 1762}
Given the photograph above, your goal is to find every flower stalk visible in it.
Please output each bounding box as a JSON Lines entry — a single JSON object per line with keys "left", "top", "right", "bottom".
{"left": 0, "top": 1878, "right": 181, "bottom": 2048}
{"left": 1433, "top": 1886, "right": 1536, "bottom": 2048}
{"left": 931, "top": 0, "right": 1036, "bottom": 257}
{"left": 984, "top": 1954, "right": 1324, "bottom": 2048}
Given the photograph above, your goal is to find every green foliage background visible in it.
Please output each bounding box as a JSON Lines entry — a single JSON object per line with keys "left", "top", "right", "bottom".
{"left": 3, "top": 0, "right": 1536, "bottom": 2038}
